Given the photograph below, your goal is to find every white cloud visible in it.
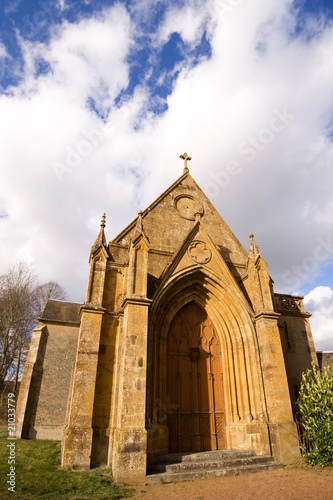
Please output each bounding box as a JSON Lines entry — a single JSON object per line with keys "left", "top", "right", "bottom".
{"left": 4, "top": 0, "right": 22, "bottom": 15}
{"left": 0, "top": 43, "right": 9, "bottom": 59}
{"left": 304, "top": 286, "right": 333, "bottom": 351}
{"left": 57, "top": 0, "right": 67, "bottom": 11}
{"left": 1, "top": 0, "right": 333, "bottom": 308}
{"left": 14, "top": 4, "right": 131, "bottom": 112}
{"left": 154, "top": 2, "right": 211, "bottom": 47}
{"left": 0, "top": 4, "right": 134, "bottom": 299}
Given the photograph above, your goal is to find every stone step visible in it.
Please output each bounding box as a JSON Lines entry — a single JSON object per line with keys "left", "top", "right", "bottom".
{"left": 146, "top": 460, "right": 281, "bottom": 484}
{"left": 146, "top": 451, "right": 282, "bottom": 484}
{"left": 153, "top": 449, "right": 256, "bottom": 465}
{"left": 148, "top": 454, "right": 275, "bottom": 474}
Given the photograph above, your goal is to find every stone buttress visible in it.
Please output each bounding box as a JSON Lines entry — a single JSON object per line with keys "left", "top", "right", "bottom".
{"left": 108, "top": 212, "right": 151, "bottom": 484}
{"left": 62, "top": 215, "right": 109, "bottom": 469}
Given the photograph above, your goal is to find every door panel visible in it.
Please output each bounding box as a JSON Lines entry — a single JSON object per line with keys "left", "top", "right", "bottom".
{"left": 167, "top": 302, "right": 226, "bottom": 453}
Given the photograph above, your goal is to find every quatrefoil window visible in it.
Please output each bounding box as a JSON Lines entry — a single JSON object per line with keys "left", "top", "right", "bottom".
{"left": 188, "top": 241, "right": 212, "bottom": 264}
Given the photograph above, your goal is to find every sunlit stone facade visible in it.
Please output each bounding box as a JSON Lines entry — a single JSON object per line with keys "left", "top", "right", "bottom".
{"left": 16, "top": 162, "right": 317, "bottom": 484}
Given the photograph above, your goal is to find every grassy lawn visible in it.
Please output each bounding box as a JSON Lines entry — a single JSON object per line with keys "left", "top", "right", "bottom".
{"left": 0, "top": 427, "right": 134, "bottom": 499}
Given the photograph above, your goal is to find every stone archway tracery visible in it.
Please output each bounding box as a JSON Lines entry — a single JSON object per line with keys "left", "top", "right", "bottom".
{"left": 147, "top": 268, "right": 271, "bottom": 462}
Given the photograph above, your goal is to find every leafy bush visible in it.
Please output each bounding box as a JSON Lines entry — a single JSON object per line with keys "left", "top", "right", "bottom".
{"left": 298, "top": 362, "right": 333, "bottom": 467}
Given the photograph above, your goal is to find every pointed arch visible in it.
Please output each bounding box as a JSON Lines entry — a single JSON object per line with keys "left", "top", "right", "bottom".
{"left": 147, "top": 268, "right": 270, "bottom": 461}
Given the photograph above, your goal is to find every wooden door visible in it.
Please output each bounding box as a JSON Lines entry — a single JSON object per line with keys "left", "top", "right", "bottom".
{"left": 167, "top": 302, "right": 225, "bottom": 453}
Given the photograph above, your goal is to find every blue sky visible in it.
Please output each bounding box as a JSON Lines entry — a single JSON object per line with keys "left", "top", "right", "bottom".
{"left": 1, "top": 0, "right": 333, "bottom": 349}
{"left": 1, "top": 0, "right": 213, "bottom": 109}
{"left": 1, "top": 1, "right": 332, "bottom": 103}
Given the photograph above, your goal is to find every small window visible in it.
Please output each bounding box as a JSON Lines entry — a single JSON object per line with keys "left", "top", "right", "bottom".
{"left": 284, "top": 322, "right": 291, "bottom": 350}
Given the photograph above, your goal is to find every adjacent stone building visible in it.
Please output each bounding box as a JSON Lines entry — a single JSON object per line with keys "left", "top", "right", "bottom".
{"left": 16, "top": 156, "right": 318, "bottom": 484}
{"left": 317, "top": 351, "right": 333, "bottom": 372}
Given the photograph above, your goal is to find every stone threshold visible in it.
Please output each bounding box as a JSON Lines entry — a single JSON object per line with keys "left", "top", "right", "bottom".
{"left": 146, "top": 450, "right": 281, "bottom": 484}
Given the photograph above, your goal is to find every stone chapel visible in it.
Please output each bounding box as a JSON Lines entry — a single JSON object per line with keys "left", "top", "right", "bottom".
{"left": 16, "top": 155, "right": 317, "bottom": 484}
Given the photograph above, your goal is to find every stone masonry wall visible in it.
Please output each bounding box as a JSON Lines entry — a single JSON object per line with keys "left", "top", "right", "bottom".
{"left": 28, "top": 323, "right": 79, "bottom": 440}
{"left": 276, "top": 297, "right": 318, "bottom": 416}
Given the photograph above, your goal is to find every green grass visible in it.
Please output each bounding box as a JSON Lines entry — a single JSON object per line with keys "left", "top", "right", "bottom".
{"left": 0, "top": 428, "right": 134, "bottom": 499}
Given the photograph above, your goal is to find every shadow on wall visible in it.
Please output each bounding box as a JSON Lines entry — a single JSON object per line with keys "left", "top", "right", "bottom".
{"left": 316, "top": 351, "right": 333, "bottom": 372}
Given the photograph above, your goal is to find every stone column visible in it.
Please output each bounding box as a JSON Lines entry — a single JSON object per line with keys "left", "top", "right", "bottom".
{"left": 61, "top": 306, "right": 104, "bottom": 469}
{"left": 111, "top": 297, "right": 151, "bottom": 484}
{"left": 111, "top": 231, "right": 151, "bottom": 484}
{"left": 247, "top": 239, "right": 300, "bottom": 464}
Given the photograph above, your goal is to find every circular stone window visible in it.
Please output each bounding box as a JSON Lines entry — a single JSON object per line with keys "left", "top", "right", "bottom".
{"left": 174, "top": 195, "right": 204, "bottom": 221}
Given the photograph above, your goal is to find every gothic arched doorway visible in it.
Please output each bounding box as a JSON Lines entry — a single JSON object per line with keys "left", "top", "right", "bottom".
{"left": 167, "top": 302, "right": 226, "bottom": 453}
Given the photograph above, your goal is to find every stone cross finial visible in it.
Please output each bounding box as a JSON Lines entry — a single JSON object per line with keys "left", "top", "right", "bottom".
{"left": 100, "top": 213, "right": 106, "bottom": 229}
{"left": 180, "top": 152, "right": 192, "bottom": 173}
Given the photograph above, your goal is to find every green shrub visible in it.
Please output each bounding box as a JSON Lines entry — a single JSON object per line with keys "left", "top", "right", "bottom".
{"left": 298, "top": 362, "right": 333, "bottom": 467}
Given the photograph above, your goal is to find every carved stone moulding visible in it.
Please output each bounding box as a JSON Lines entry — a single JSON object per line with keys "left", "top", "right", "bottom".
{"left": 174, "top": 194, "right": 204, "bottom": 221}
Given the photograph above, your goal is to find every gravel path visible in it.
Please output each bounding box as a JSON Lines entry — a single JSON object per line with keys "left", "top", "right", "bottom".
{"left": 132, "top": 467, "right": 333, "bottom": 500}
